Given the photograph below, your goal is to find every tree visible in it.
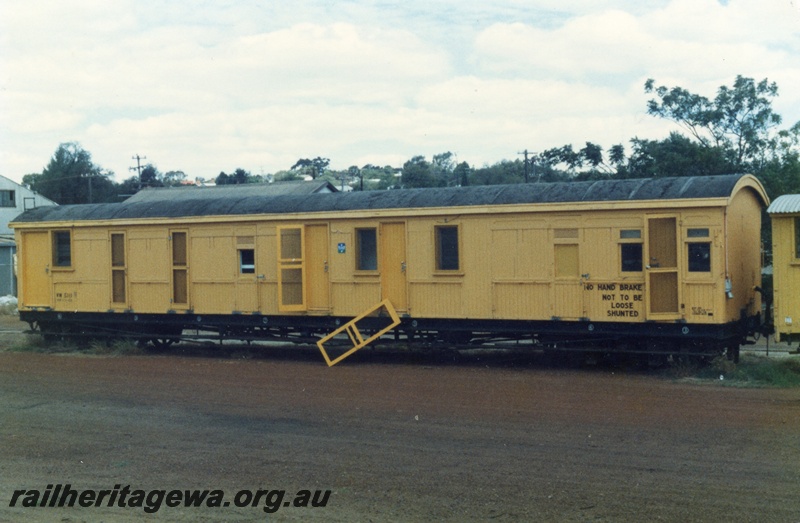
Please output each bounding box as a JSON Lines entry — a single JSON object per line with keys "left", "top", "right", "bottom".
{"left": 453, "top": 161, "right": 471, "bottom": 186}
{"left": 608, "top": 144, "right": 626, "bottom": 167}
{"left": 24, "top": 142, "right": 116, "bottom": 204}
{"left": 431, "top": 152, "right": 456, "bottom": 186}
{"left": 580, "top": 142, "right": 603, "bottom": 168}
{"left": 360, "top": 164, "right": 399, "bottom": 190}
{"left": 645, "top": 76, "right": 784, "bottom": 169}
{"left": 623, "top": 133, "right": 735, "bottom": 179}
{"left": 471, "top": 159, "right": 524, "bottom": 185}
{"left": 273, "top": 170, "right": 303, "bottom": 182}
{"left": 140, "top": 164, "right": 163, "bottom": 188}
{"left": 215, "top": 168, "right": 251, "bottom": 185}
{"left": 162, "top": 170, "right": 187, "bottom": 186}
{"left": 539, "top": 145, "right": 583, "bottom": 175}
{"left": 291, "top": 157, "right": 330, "bottom": 180}
{"left": 347, "top": 165, "right": 363, "bottom": 190}
{"left": 401, "top": 156, "right": 434, "bottom": 188}
{"left": 215, "top": 171, "right": 230, "bottom": 185}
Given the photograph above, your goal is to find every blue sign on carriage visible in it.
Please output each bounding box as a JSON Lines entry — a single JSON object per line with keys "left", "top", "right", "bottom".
{"left": 337, "top": 242, "right": 346, "bottom": 254}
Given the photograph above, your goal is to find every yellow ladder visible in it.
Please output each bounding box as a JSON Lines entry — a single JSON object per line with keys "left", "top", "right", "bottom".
{"left": 316, "top": 299, "right": 401, "bottom": 366}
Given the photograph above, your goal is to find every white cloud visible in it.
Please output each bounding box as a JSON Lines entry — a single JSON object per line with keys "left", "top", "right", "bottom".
{"left": 1, "top": 0, "right": 799, "bottom": 183}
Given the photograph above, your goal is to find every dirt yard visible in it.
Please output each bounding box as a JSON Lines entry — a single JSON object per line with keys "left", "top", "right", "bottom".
{"left": 1, "top": 315, "right": 799, "bottom": 522}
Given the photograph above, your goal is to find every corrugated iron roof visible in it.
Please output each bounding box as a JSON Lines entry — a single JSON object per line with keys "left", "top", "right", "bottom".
{"left": 767, "top": 194, "right": 800, "bottom": 214}
{"left": 11, "top": 174, "right": 762, "bottom": 224}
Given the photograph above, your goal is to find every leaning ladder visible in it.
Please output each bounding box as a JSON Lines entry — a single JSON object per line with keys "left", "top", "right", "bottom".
{"left": 316, "top": 299, "right": 401, "bottom": 366}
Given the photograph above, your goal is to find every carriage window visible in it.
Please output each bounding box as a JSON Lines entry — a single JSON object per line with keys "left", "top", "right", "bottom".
{"left": 239, "top": 249, "right": 255, "bottom": 274}
{"left": 687, "top": 228, "right": 709, "bottom": 238}
{"left": 356, "top": 228, "right": 377, "bottom": 270}
{"left": 620, "top": 243, "right": 643, "bottom": 272}
{"left": 619, "top": 230, "right": 642, "bottom": 272}
{"left": 688, "top": 243, "right": 711, "bottom": 272}
{"left": 435, "top": 225, "right": 460, "bottom": 271}
{"left": 795, "top": 218, "right": 800, "bottom": 259}
{"left": 52, "top": 231, "right": 72, "bottom": 267}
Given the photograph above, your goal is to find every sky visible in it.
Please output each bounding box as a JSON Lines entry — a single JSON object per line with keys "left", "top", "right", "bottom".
{"left": 2, "top": 0, "right": 799, "bottom": 184}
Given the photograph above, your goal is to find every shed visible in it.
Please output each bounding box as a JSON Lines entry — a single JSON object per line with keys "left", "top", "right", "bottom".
{"left": 767, "top": 194, "right": 800, "bottom": 343}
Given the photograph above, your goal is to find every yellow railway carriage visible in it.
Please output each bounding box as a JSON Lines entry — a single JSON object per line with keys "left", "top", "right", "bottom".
{"left": 767, "top": 194, "right": 800, "bottom": 344}
{"left": 11, "top": 174, "right": 768, "bottom": 361}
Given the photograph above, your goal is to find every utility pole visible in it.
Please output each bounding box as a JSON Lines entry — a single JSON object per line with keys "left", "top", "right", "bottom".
{"left": 130, "top": 154, "right": 147, "bottom": 190}
{"left": 517, "top": 149, "right": 535, "bottom": 183}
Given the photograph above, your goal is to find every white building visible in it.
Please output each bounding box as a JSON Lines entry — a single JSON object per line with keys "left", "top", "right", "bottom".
{"left": 0, "top": 175, "right": 57, "bottom": 295}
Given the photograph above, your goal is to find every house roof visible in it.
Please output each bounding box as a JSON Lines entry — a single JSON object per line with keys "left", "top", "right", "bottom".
{"left": 10, "top": 174, "right": 767, "bottom": 225}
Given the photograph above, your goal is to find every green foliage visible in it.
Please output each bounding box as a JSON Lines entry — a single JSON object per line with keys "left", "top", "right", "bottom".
{"left": 401, "top": 155, "right": 434, "bottom": 188}
{"left": 140, "top": 164, "right": 163, "bottom": 188}
{"left": 667, "top": 354, "right": 800, "bottom": 388}
{"left": 273, "top": 170, "right": 304, "bottom": 182}
{"left": 706, "top": 355, "right": 800, "bottom": 387}
{"left": 471, "top": 159, "right": 524, "bottom": 185}
{"left": 25, "top": 142, "right": 117, "bottom": 204}
{"left": 358, "top": 164, "right": 400, "bottom": 190}
{"left": 291, "top": 157, "right": 330, "bottom": 180}
{"left": 216, "top": 168, "right": 252, "bottom": 185}
{"left": 453, "top": 161, "right": 471, "bottom": 186}
{"left": 431, "top": 152, "right": 457, "bottom": 187}
{"left": 645, "top": 76, "right": 783, "bottom": 170}
{"left": 622, "top": 133, "right": 736, "bottom": 179}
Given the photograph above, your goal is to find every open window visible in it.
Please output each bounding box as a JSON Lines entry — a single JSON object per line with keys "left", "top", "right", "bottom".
{"left": 239, "top": 249, "right": 255, "bottom": 274}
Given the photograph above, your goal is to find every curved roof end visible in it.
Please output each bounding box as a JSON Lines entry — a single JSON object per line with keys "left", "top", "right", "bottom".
{"left": 733, "top": 174, "right": 770, "bottom": 207}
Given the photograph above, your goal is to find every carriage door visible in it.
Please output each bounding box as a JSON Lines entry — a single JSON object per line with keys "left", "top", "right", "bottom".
{"left": 380, "top": 222, "right": 407, "bottom": 312}
{"left": 277, "top": 226, "right": 306, "bottom": 311}
{"left": 20, "top": 231, "right": 51, "bottom": 307}
{"left": 305, "top": 224, "right": 330, "bottom": 313}
{"left": 645, "top": 216, "right": 681, "bottom": 319}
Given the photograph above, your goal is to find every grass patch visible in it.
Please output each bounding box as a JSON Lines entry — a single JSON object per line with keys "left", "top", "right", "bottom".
{"left": 6, "top": 335, "right": 145, "bottom": 356}
{"left": 670, "top": 354, "right": 800, "bottom": 388}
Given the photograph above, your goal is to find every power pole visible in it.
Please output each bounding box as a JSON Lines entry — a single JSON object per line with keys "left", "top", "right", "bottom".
{"left": 517, "top": 149, "right": 535, "bottom": 183}
{"left": 130, "top": 154, "right": 147, "bottom": 190}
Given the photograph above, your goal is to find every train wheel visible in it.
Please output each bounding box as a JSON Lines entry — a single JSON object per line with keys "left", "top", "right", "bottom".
{"left": 150, "top": 338, "right": 177, "bottom": 350}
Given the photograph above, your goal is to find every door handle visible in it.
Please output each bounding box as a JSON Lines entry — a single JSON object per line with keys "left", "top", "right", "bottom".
{"left": 401, "top": 261, "right": 406, "bottom": 273}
